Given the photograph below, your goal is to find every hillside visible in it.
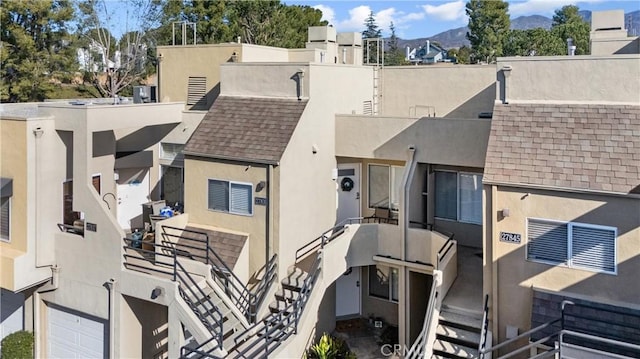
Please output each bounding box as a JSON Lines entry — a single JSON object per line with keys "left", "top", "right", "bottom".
{"left": 395, "top": 10, "right": 640, "bottom": 49}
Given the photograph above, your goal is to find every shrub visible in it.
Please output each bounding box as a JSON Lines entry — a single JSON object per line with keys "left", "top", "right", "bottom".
{"left": 305, "top": 333, "right": 355, "bottom": 359}
{"left": 1, "top": 331, "right": 34, "bottom": 359}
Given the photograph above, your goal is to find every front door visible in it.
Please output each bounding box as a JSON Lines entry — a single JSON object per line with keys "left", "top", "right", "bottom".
{"left": 336, "top": 267, "right": 361, "bottom": 318}
{"left": 117, "top": 168, "right": 150, "bottom": 230}
{"left": 337, "top": 164, "right": 360, "bottom": 223}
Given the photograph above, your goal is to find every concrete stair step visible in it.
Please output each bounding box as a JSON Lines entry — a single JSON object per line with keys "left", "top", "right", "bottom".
{"left": 439, "top": 310, "right": 482, "bottom": 333}
{"left": 274, "top": 288, "right": 300, "bottom": 303}
{"left": 281, "top": 270, "right": 309, "bottom": 291}
{"left": 436, "top": 323, "right": 481, "bottom": 348}
{"left": 433, "top": 338, "right": 479, "bottom": 359}
{"left": 268, "top": 299, "right": 294, "bottom": 314}
{"left": 441, "top": 304, "right": 483, "bottom": 320}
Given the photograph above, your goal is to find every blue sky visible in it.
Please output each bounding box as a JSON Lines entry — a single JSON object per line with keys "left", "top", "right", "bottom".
{"left": 284, "top": 1, "right": 640, "bottom": 38}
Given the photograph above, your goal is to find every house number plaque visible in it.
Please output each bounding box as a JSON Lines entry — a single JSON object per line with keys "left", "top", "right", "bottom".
{"left": 500, "top": 231, "right": 521, "bottom": 243}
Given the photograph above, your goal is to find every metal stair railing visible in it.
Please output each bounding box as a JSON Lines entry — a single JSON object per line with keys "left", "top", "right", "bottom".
{"left": 478, "top": 294, "right": 490, "bottom": 359}
{"left": 406, "top": 274, "right": 440, "bottom": 358}
{"left": 161, "top": 225, "right": 277, "bottom": 323}
{"left": 122, "top": 237, "right": 224, "bottom": 351}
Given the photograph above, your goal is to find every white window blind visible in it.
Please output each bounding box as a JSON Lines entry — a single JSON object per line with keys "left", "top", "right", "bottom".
{"left": 527, "top": 219, "right": 616, "bottom": 274}
{"left": 571, "top": 225, "right": 616, "bottom": 273}
{"left": 208, "top": 180, "right": 229, "bottom": 212}
{"left": 527, "top": 219, "right": 568, "bottom": 264}
{"left": 434, "top": 171, "right": 457, "bottom": 220}
{"left": 459, "top": 173, "right": 483, "bottom": 224}
{"left": 230, "top": 183, "right": 252, "bottom": 215}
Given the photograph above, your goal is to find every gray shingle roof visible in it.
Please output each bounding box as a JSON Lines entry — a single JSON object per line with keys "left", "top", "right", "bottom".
{"left": 184, "top": 96, "right": 308, "bottom": 164}
{"left": 484, "top": 103, "right": 640, "bottom": 194}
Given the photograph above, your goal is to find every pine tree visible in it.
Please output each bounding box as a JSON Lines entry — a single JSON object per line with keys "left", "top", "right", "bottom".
{"left": 385, "top": 22, "right": 405, "bottom": 66}
{"left": 1, "top": 0, "right": 76, "bottom": 102}
{"left": 465, "top": 0, "right": 510, "bottom": 63}
{"left": 362, "top": 11, "right": 381, "bottom": 64}
{"left": 551, "top": 5, "right": 590, "bottom": 55}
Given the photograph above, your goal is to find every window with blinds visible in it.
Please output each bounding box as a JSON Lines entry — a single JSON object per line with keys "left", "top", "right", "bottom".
{"left": 434, "top": 171, "right": 482, "bottom": 224}
{"left": 208, "top": 179, "right": 252, "bottom": 216}
{"left": 0, "top": 196, "right": 9, "bottom": 241}
{"left": 527, "top": 218, "right": 616, "bottom": 274}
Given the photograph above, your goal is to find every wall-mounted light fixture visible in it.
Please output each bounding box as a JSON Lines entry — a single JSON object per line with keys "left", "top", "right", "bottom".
{"left": 256, "top": 181, "right": 266, "bottom": 192}
{"left": 501, "top": 208, "right": 510, "bottom": 217}
{"left": 151, "top": 287, "right": 164, "bottom": 299}
{"left": 312, "top": 145, "right": 318, "bottom": 154}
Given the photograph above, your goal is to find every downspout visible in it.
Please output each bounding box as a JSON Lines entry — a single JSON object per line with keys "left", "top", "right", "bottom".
{"left": 401, "top": 146, "right": 417, "bottom": 261}
{"left": 265, "top": 165, "right": 271, "bottom": 268}
{"left": 106, "top": 278, "right": 116, "bottom": 359}
{"left": 400, "top": 146, "right": 416, "bottom": 351}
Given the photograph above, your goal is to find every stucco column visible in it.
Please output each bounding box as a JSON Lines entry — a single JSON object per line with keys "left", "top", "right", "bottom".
{"left": 167, "top": 303, "right": 183, "bottom": 358}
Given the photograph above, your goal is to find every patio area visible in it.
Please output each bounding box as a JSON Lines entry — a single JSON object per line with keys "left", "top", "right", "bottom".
{"left": 333, "top": 318, "right": 400, "bottom": 359}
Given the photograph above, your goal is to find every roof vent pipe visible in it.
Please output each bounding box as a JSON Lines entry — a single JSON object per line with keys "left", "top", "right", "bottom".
{"left": 567, "top": 38, "right": 576, "bottom": 56}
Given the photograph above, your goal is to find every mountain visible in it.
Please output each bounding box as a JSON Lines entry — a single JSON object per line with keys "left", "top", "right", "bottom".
{"left": 395, "top": 10, "right": 640, "bottom": 50}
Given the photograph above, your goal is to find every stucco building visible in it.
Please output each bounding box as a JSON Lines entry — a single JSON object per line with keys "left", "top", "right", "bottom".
{"left": 1, "top": 11, "right": 639, "bottom": 359}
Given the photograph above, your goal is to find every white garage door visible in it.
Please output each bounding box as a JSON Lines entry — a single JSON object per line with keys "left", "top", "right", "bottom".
{"left": 47, "top": 305, "right": 106, "bottom": 358}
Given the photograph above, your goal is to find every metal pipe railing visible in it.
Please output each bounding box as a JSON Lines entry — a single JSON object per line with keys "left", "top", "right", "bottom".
{"left": 478, "top": 294, "right": 490, "bottom": 359}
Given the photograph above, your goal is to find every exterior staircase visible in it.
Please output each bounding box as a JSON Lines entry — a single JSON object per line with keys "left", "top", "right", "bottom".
{"left": 432, "top": 307, "right": 482, "bottom": 359}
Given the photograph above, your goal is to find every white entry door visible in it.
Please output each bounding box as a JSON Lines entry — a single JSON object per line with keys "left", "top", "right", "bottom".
{"left": 336, "top": 267, "right": 361, "bottom": 318}
{"left": 336, "top": 164, "right": 360, "bottom": 223}
{"left": 117, "top": 169, "right": 150, "bottom": 230}
{"left": 47, "top": 305, "right": 106, "bottom": 358}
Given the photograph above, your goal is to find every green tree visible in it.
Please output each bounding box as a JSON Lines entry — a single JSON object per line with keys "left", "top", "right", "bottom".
{"left": 158, "top": 1, "right": 325, "bottom": 48}
{"left": 76, "top": 0, "right": 163, "bottom": 98}
{"left": 385, "top": 22, "right": 405, "bottom": 65}
{"left": 0, "top": 0, "right": 76, "bottom": 102}
{"left": 551, "top": 5, "right": 590, "bottom": 55}
{"left": 465, "top": 0, "right": 510, "bottom": 63}
{"left": 503, "top": 28, "right": 565, "bottom": 56}
{"left": 362, "top": 11, "right": 382, "bottom": 64}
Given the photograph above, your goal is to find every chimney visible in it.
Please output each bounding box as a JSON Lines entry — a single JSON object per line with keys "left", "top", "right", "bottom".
{"left": 567, "top": 38, "right": 576, "bottom": 56}
{"left": 426, "top": 40, "right": 431, "bottom": 53}
{"left": 406, "top": 46, "right": 410, "bottom": 61}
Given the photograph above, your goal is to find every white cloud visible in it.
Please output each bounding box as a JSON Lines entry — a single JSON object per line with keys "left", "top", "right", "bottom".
{"left": 313, "top": 4, "right": 336, "bottom": 26}
{"left": 337, "top": 5, "right": 373, "bottom": 32}
{"left": 422, "top": 1, "right": 466, "bottom": 22}
{"left": 509, "top": 0, "right": 603, "bottom": 17}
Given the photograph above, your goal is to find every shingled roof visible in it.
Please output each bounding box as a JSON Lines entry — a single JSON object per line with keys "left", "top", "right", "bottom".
{"left": 184, "top": 96, "right": 308, "bottom": 164}
{"left": 484, "top": 103, "right": 640, "bottom": 194}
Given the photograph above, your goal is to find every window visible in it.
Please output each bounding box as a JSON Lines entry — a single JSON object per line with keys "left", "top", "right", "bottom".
{"left": 208, "top": 180, "right": 252, "bottom": 216}
{"left": 434, "top": 171, "right": 482, "bottom": 224}
{"left": 160, "top": 143, "right": 185, "bottom": 162}
{"left": 1, "top": 196, "right": 10, "bottom": 242}
{"left": 368, "top": 265, "right": 399, "bottom": 302}
{"left": 162, "top": 166, "right": 184, "bottom": 206}
{"left": 527, "top": 218, "right": 616, "bottom": 274}
{"left": 368, "top": 164, "right": 403, "bottom": 211}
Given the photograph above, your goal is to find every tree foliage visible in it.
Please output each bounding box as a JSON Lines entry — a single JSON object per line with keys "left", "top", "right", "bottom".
{"left": 551, "top": 5, "right": 590, "bottom": 55}
{"left": 362, "top": 11, "right": 382, "bottom": 64}
{"left": 503, "top": 28, "right": 565, "bottom": 56}
{"left": 465, "top": 0, "right": 510, "bottom": 63}
{"left": 0, "top": 0, "right": 76, "bottom": 102}
{"left": 76, "top": 0, "right": 163, "bottom": 98}
{"left": 385, "top": 22, "right": 405, "bottom": 66}
{"left": 159, "top": 0, "right": 325, "bottom": 48}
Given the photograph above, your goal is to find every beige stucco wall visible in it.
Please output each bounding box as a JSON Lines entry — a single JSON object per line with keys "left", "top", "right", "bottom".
{"left": 498, "top": 55, "right": 640, "bottom": 104}
{"left": 336, "top": 116, "right": 491, "bottom": 169}
{"left": 220, "top": 63, "right": 310, "bottom": 99}
{"left": 591, "top": 37, "right": 640, "bottom": 55}
{"left": 0, "top": 119, "right": 27, "bottom": 290}
{"left": 380, "top": 65, "right": 496, "bottom": 118}
{"left": 241, "top": 44, "right": 289, "bottom": 62}
{"left": 184, "top": 159, "right": 275, "bottom": 275}
{"left": 157, "top": 44, "right": 241, "bottom": 108}
{"left": 486, "top": 185, "right": 640, "bottom": 343}
{"left": 276, "top": 64, "right": 373, "bottom": 277}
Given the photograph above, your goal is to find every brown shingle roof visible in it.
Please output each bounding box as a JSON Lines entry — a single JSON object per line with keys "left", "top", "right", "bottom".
{"left": 184, "top": 96, "right": 308, "bottom": 164}
{"left": 484, "top": 103, "right": 640, "bottom": 194}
